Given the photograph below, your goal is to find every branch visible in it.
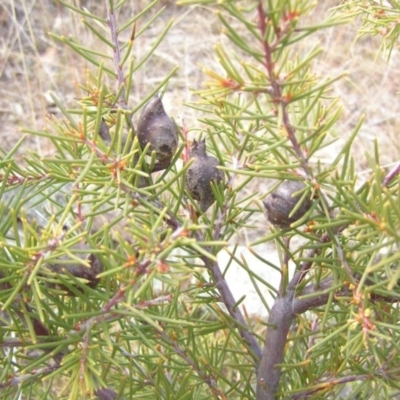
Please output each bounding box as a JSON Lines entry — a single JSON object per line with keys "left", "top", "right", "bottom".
{"left": 257, "top": 2, "right": 310, "bottom": 178}
{"left": 256, "top": 294, "right": 295, "bottom": 400}
{"left": 292, "top": 278, "right": 349, "bottom": 314}
{"left": 157, "top": 328, "right": 225, "bottom": 398}
{"left": 257, "top": 273, "right": 400, "bottom": 399}
{"left": 0, "top": 362, "right": 61, "bottom": 389}
{"left": 119, "top": 181, "right": 181, "bottom": 231}
{"left": 291, "top": 373, "right": 370, "bottom": 399}
{"left": 105, "top": 0, "right": 137, "bottom": 140}
{"left": 105, "top": 1, "right": 127, "bottom": 108}
{"left": 256, "top": 279, "right": 348, "bottom": 399}
{"left": 202, "top": 257, "right": 262, "bottom": 360}
{"left": 287, "top": 233, "right": 329, "bottom": 291}
{"left": 383, "top": 160, "right": 400, "bottom": 187}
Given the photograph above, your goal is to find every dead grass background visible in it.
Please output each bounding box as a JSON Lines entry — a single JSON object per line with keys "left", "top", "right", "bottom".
{"left": 1, "top": 0, "right": 400, "bottom": 179}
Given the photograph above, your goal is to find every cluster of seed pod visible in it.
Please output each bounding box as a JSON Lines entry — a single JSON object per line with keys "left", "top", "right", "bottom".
{"left": 136, "top": 95, "right": 314, "bottom": 225}
{"left": 136, "top": 95, "right": 224, "bottom": 212}
{"left": 71, "top": 96, "right": 312, "bottom": 294}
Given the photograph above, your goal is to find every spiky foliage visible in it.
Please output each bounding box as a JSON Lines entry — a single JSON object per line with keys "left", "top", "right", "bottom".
{"left": 2, "top": 1, "right": 400, "bottom": 400}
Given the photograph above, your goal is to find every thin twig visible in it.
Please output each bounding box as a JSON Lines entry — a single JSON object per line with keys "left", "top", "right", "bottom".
{"left": 119, "top": 181, "right": 181, "bottom": 231}
{"left": 158, "top": 328, "right": 227, "bottom": 399}
{"left": 287, "top": 232, "right": 330, "bottom": 291}
{"left": 279, "top": 236, "right": 291, "bottom": 296}
{"left": 292, "top": 278, "right": 349, "bottom": 314}
{"left": 105, "top": 0, "right": 136, "bottom": 137}
{"left": 0, "top": 362, "right": 61, "bottom": 389}
{"left": 291, "top": 373, "right": 370, "bottom": 399}
{"left": 257, "top": 2, "right": 310, "bottom": 178}
{"left": 255, "top": 2, "right": 313, "bottom": 397}
{"left": 105, "top": 1, "right": 127, "bottom": 108}
{"left": 383, "top": 160, "right": 400, "bottom": 187}
{"left": 331, "top": 230, "right": 354, "bottom": 282}
{"left": 201, "top": 256, "right": 262, "bottom": 360}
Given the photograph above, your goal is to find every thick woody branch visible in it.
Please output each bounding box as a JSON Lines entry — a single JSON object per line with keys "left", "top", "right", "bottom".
{"left": 256, "top": 294, "right": 295, "bottom": 400}
{"left": 256, "top": 273, "right": 400, "bottom": 399}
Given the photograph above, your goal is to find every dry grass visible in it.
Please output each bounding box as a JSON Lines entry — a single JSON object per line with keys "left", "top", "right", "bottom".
{"left": 1, "top": 0, "right": 399, "bottom": 171}
{"left": 305, "top": 2, "right": 400, "bottom": 172}
{"left": 0, "top": 1, "right": 221, "bottom": 153}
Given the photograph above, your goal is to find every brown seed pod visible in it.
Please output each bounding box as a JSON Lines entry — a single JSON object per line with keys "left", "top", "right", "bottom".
{"left": 137, "top": 95, "right": 179, "bottom": 165}
{"left": 98, "top": 117, "right": 111, "bottom": 144}
{"left": 186, "top": 139, "right": 224, "bottom": 212}
{"left": 45, "top": 243, "right": 103, "bottom": 295}
{"left": 263, "top": 181, "right": 312, "bottom": 229}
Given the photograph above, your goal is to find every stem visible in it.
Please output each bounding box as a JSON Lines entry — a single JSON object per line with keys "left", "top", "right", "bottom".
{"left": 256, "top": 294, "right": 295, "bottom": 400}
{"left": 292, "top": 278, "right": 350, "bottom": 314}
{"left": 0, "top": 362, "right": 61, "bottom": 389}
{"left": 255, "top": 3, "right": 314, "bottom": 396}
{"left": 257, "top": 2, "right": 310, "bottom": 178}
{"left": 291, "top": 374, "right": 370, "bottom": 399}
{"left": 256, "top": 278, "right": 352, "bottom": 399}
{"left": 158, "top": 328, "right": 226, "bottom": 398}
{"left": 383, "top": 160, "right": 400, "bottom": 187}
{"left": 105, "top": 1, "right": 127, "bottom": 108}
{"left": 287, "top": 232, "right": 330, "bottom": 291}
{"left": 119, "top": 181, "right": 181, "bottom": 230}
{"left": 202, "top": 257, "right": 262, "bottom": 360}
{"left": 105, "top": 0, "right": 136, "bottom": 135}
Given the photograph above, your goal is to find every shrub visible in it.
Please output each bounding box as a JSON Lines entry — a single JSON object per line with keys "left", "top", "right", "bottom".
{"left": 2, "top": 1, "right": 400, "bottom": 399}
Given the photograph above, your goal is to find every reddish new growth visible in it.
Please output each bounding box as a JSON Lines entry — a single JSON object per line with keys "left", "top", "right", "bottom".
{"left": 353, "top": 290, "right": 375, "bottom": 347}
{"left": 281, "top": 94, "right": 293, "bottom": 103}
{"left": 303, "top": 220, "right": 316, "bottom": 233}
{"left": 109, "top": 159, "right": 127, "bottom": 175}
{"left": 283, "top": 11, "right": 299, "bottom": 23}
{"left": 373, "top": 9, "right": 386, "bottom": 18}
{"left": 156, "top": 260, "right": 170, "bottom": 273}
{"left": 77, "top": 122, "right": 85, "bottom": 140}
{"left": 90, "top": 89, "right": 100, "bottom": 106}
{"left": 123, "top": 255, "right": 137, "bottom": 268}
{"left": 30, "top": 251, "right": 44, "bottom": 264}
{"left": 220, "top": 78, "right": 241, "bottom": 90}
{"left": 3, "top": 174, "right": 25, "bottom": 185}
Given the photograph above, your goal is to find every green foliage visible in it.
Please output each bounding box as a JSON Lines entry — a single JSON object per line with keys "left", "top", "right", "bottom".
{"left": 341, "top": 0, "right": 400, "bottom": 59}
{"left": 2, "top": 0, "right": 400, "bottom": 399}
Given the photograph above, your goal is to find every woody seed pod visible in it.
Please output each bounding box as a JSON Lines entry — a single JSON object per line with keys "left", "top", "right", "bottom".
{"left": 46, "top": 243, "right": 103, "bottom": 294}
{"left": 263, "top": 181, "right": 312, "bottom": 229}
{"left": 98, "top": 118, "right": 111, "bottom": 144}
{"left": 137, "top": 95, "right": 179, "bottom": 164}
{"left": 186, "top": 139, "right": 224, "bottom": 212}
